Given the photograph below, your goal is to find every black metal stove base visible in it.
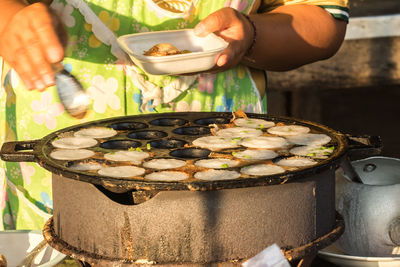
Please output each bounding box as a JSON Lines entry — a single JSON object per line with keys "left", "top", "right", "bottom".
{"left": 43, "top": 213, "right": 343, "bottom": 267}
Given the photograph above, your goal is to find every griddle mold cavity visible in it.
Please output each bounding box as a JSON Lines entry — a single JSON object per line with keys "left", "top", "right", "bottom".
{"left": 148, "top": 139, "right": 187, "bottom": 149}
{"left": 170, "top": 148, "right": 211, "bottom": 159}
{"left": 173, "top": 126, "right": 210, "bottom": 135}
{"left": 128, "top": 130, "right": 168, "bottom": 140}
{"left": 109, "top": 122, "right": 148, "bottom": 130}
{"left": 100, "top": 140, "right": 142, "bottom": 150}
{"left": 149, "top": 118, "right": 188, "bottom": 126}
{"left": 194, "top": 117, "right": 230, "bottom": 125}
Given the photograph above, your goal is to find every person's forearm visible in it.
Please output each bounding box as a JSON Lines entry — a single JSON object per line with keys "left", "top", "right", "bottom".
{"left": 0, "top": 0, "right": 26, "bottom": 36}
{"left": 243, "top": 4, "right": 347, "bottom": 71}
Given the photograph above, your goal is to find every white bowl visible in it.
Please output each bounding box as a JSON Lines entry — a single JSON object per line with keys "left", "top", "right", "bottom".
{"left": 0, "top": 230, "right": 66, "bottom": 267}
{"left": 318, "top": 244, "right": 400, "bottom": 267}
{"left": 117, "top": 29, "right": 228, "bottom": 75}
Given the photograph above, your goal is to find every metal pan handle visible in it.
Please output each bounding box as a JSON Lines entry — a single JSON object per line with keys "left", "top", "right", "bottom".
{"left": 0, "top": 140, "right": 40, "bottom": 162}
{"left": 346, "top": 134, "right": 382, "bottom": 159}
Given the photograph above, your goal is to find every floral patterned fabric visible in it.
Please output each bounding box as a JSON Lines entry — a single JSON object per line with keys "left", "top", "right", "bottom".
{"left": 0, "top": 0, "right": 264, "bottom": 230}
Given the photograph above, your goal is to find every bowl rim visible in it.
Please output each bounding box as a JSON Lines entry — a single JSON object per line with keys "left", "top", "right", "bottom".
{"left": 0, "top": 230, "right": 67, "bottom": 267}
{"left": 117, "top": 29, "right": 229, "bottom": 63}
{"left": 318, "top": 244, "right": 400, "bottom": 262}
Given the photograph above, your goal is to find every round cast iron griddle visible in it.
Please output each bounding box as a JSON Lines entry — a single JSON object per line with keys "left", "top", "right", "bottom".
{"left": 0, "top": 112, "right": 349, "bottom": 193}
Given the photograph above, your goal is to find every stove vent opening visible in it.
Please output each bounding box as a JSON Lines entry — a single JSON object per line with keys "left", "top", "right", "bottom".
{"left": 94, "top": 184, "right": 158, "bottom": 205}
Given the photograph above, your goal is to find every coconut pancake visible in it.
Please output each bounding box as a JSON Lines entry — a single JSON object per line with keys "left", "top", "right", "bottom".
{"left": 98, "top": 166, "right": 145, "bottom": 177}
{"left": 69, "top": 162, "right": 103, "bottom": 171}
{"left": 240, "top": 136, "right": 288, "bottom": 149}
{"left": 104, "top": 150, "right": 150, "bottom": 163}
{"left": 74, "top": 127, "right": 118, "bottom": 139}
{"left": 52, "top": 137, "right": 97, "bottom": 149}
{"left": 215, "top": 127, "right": 263, "bottom": 138}
{"left": 233, "top": 149, "right": 278, "bottom": 160}
{"left": 145, "top": 171, "right": 188, "bottom": 181}
{"left": 233, "top": 118, "right": 275, "bottom": 129}
{"left": 267, "top": 125, "right": 310, "bottom": 136}
{"left": 276, "top": 156, "right": 317, "bottom": 167}
{"left": 240, "top": 164, "right": 285, "bottom": 176}
{"left": 192, "top": 136, "right": 240, "bottom": 150}
{"left": 194, "top": 158, "right": 239, "bottom": 169}
{"left": 290, "top": 145, "right": 334, "bottom": 159}
{"left": 286, "top": 133, "right": 331, "bottom": 146}
{"left": 143, "top": 158, "right": 186, "bottom": 170}
{"left": 194, "top": 169, "right": 241, "bottom": 181}
{"left": 50, "top": 149, "right": 95, "bottom": 160}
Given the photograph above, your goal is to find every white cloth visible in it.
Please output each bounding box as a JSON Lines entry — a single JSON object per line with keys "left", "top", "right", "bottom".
{"left": 242, "top": 244, "right": 291, "bottom": 267}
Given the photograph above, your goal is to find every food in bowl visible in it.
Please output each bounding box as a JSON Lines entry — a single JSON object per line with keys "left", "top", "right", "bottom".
{"left": 143, "top": 43, "right": 191, "bottom": 56}
{"left": 0, "top": 253, "right": 6, "bottom": 267}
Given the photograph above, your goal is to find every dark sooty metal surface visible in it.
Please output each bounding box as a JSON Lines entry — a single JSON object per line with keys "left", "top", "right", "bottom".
{"left": 33, "top": 112, "right": 348, "bottom": 192}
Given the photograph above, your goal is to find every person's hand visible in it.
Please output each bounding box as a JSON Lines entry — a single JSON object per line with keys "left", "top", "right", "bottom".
{"left": 0, "top": 3, "right": 65, "bottom": 91}
{"left": 193, "top": 7, "right": 254, "bottom": 73}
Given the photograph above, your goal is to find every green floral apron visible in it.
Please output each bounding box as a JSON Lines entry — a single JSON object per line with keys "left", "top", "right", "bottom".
{"left": 0, "top": 0, "right": 264, "bottom": 230}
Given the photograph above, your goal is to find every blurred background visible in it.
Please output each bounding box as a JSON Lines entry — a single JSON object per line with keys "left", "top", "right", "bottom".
{"left": 266, "top": 0, "right": 400, "bottom": 158}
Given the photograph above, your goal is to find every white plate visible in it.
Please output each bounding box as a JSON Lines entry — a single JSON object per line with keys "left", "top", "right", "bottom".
{"left": 318, "top": 244, "right": 400, "bottom": 267}
{"left": 0, "top": 230, "right": 66, "bottom": 267}
{"left": 117, "top": 29, "right": 228, "bottom": 75}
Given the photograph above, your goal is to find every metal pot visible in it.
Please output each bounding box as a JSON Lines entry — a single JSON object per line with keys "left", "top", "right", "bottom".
{"left": 0, "top": 112, "right": 381, "bottom": 265}
{"left": 336, "top": 156, "right": 400, "bottom": 257}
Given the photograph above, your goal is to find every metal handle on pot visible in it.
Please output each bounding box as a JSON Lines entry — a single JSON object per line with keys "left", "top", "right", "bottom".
{"left": 389, "top": 217, "right": 400, "bottom": 246}
{"left": 0, "top": 140, "right": 40, "bottom": 162}
{"left": 340, "top": 156, "right": 363, "bottom": 183}
{"left": 340, "top": 135, "right": 382, "bottom": 183}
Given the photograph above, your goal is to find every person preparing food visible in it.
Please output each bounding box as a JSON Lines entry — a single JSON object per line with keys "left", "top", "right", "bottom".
{"left": 0, "top": 0, "right": 348, "bottom": 229}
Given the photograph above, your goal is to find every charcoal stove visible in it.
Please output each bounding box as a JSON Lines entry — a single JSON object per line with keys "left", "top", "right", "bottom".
{"left": 0, "top": 112, "right": 381, "bottom": 266}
